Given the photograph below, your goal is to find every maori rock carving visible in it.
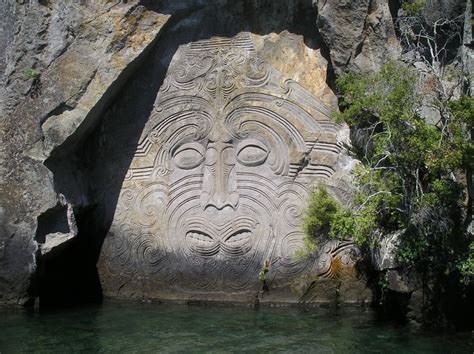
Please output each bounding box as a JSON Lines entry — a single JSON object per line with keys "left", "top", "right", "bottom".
{"left": 100, "top": 33, "right": 354, "bottom": 296}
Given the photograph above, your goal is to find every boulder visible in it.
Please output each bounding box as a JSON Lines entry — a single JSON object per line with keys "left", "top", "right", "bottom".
{"left": 315, "top": 0, "right": 401, "bottom": 74}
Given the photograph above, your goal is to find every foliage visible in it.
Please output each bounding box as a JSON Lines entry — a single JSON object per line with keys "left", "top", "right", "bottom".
{"left": 23, "top": 68, "right": 40, "bottom": 80}
{"left": 448, "top": 96, "right": 474, "bottom": 171}
{"left": 460, "top": 241, "right": 474, "bottom": 284}
{"left": 258, "top": 260, "right": 270, "bottom": 287}
{"left": 303, "top": 62, "right": 473, "bottom": 287}
{"left": 303, "top": 184, "right": 379, "bottom": 247}
{"left": 303, "top": 186, "right": 340, "bottom": 242}
{"left": 401, "top": 0, "right": 426, "bottom": 16}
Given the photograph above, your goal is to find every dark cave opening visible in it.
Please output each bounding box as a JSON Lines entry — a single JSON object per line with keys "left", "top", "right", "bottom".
{"left": 36, "top": 205, "right": 104, "bottom": 309}
{"left": 35, "top": 203, "right": 70, "bottom": 244}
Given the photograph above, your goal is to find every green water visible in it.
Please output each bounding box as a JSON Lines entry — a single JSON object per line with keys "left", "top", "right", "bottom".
{"left": 0, "top": 302, "right": 472, "bottom": 353}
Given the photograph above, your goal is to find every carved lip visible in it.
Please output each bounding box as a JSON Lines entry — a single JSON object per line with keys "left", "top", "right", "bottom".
{"left": 184, "top": 217, "right": 257, "bottom": 256}
{"left": 186, "top": 229, "right": 252, "bottom": 244}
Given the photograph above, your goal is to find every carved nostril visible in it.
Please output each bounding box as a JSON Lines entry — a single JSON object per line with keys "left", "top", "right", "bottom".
{"left": 212, "top": 193, "right": 227, "bottom": 210}
{"left": 203, "top": 191, "right": 239, "bottom": 210}
{"left": 229, "top": 192, "right": 239, "bottom": 208}
{"left": 200, "top": 191, "right": 211, "bottom": 209}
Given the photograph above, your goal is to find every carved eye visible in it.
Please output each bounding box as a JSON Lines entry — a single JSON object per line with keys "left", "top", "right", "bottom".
{"left": 237, "top": 139, "right": 269, "bottom": 166}
{"left": 173, "top": 143, "right": 205, "bottom": 169}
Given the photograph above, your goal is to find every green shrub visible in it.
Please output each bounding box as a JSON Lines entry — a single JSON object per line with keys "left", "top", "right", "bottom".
{"left": 460, "top": 241, "right": 474, "bottom": 285}
{"left": 330, "top": 61, "right": 472, "bottom": 284}
{"left": 302, "top": 62, "right": 472, "bottom": 291}
{"left": 303, "top": 186, "right": 339, "bottom": 242}
{"left": 303, "top": 185, "right": 360, "bottom": 249}
{"left": 401, "top": 0, "right": 426, "bottom": 16}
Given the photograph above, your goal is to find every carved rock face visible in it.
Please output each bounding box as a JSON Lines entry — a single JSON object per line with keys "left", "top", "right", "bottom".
{"left": 99, "top": 33, "right": 357, "bottom": 298}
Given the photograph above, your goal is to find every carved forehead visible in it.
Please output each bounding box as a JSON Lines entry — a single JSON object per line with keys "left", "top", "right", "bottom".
{"left": 126, "top": 34, "right": 342, "bottom": 178}
{"left": 141, "top": 33, "right": 337, "bottom": 147}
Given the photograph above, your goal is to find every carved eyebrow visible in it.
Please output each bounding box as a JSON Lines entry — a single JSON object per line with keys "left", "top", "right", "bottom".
{"left": 225, "top": 107, "right": 308, "bottom": 151}
{"left": 171, "top": 142, "right": 205, "bottom": 156}
{"left": 236, "top": 138, "right": 269, "bottom": 152}
{"left": 207, "top": 139, "right": 233, "bottom": 145}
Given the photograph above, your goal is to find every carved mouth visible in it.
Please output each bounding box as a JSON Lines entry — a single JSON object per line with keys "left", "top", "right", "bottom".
{"left": 183, "top": 216, "right": 258, "bottom": 257}
{"left": 186, "top": 230, "right": 220, "bottom": 256}
{"left": 185, "top": 228, "right": 253, "bottom": 257}
{"left": 225, "top": 229, "right": 252, "bottom": 244}
{"left": 187, "top": 230, "right": 214, "bottom": 244}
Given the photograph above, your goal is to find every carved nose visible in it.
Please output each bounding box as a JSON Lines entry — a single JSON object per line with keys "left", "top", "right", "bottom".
{"left": 206, "top": 191, "right": 239, "bottom": 210}
{"left": 201, "top": 141, "right": 238, "bottom": 211}
{"left": 210, "top": 192, "right": 227, "bottom": 209}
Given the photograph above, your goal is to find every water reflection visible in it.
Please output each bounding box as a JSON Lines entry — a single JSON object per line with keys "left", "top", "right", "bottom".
{"left": 0, "top": 302, "right": 472, "bottom": 353}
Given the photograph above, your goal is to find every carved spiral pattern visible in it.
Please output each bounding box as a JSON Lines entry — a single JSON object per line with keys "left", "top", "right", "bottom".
{"left": 148, "top": 130, "right": 161, "bottom": 144}
{"left": 283, "top": 204, "right": 304, "bottom": 228}
{"left": 100, "top": 32, "right": 345, "bottom": 297}
{"left": 277, "top": 232, "right": 309, "bottom": 277}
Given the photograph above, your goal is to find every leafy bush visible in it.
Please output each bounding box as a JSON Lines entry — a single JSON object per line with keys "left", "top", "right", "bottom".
{"left": 304, "top": 62, "right": 473, "bottom": 287}
{"left": 303, "top": 186, "right": 339, "bottom": 242}
{"left": 401, "top": 0, "right": 426, "bottom": 16}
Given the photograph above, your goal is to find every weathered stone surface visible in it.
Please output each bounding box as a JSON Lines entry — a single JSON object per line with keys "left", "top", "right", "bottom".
{"left": 1, "top": 0, "right": 373, "bottom": 306}
{"left": 386, "top": 269, "right": 417, "bottom": 293}
{"left": 252, "top": 31, "right": 337, "bottom": 107}
{"left": 41, "top": 5, "right": 169, "bottom": 155}
{"left": 462, "top": 0, "right": 474, "bottom": 95}
{"left": 95, "top": 3, "right": 368, "bottom": 303}
{"left": 0, "top": 1, "right": 169, "bottom": 305}
{"left": 40, "top": 233, "right": 74, "bottom": 256}
{"left": 39, "top": 198, "right": 77, "bottom": 256}
{"left": 315, "top": 0, "right": 401, "bottom": 74}
{"left": 372, "top": 230, "right": 402, "bottom": 271}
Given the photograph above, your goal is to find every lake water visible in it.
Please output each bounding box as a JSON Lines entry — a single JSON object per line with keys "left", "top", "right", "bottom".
{"left": 0, "top": 301, "right": 472, "bottom": 353}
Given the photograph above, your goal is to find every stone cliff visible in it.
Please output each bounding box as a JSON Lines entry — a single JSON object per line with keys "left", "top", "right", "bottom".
{"left": 1, "top": 0, "right": 170, "bottom": 305}
{"left": 0, "top": 0, "right": 469, "bottom": 310}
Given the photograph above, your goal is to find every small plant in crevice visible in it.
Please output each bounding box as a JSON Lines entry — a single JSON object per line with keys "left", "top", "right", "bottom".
{"left": 23, "top": 68, "right": 40, "bottom": 80}
{"left": 259, "top": 259, "right": 270, "bottom": 292}
{"left": 23, "top": 67, "right": 42, "bottom": 98}
{"left": 378, "top": 271, "right": 389, "bottom": 305}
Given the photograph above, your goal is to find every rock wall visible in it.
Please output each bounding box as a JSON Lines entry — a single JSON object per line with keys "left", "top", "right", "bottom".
{"left": 315, "top": 0, "right": 400, "bottom": 74}
{"left": 0, "top": 0, "right": 169, "bottom": 305}
{"left": 0, "top": 0, "right": 408, "bottom": 306}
